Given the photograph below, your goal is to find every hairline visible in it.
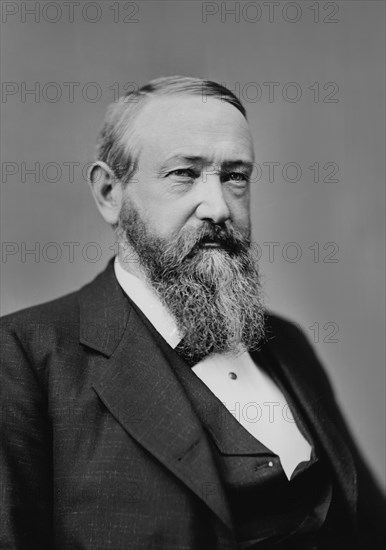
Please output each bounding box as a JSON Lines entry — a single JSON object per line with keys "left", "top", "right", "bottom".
{"left": 96, "top": 77, "right": 247, "bottom": 187}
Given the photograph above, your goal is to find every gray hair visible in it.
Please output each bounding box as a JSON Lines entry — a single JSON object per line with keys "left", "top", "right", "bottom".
{"left": 96, "top": 75, "right": 247, "bottom": 185}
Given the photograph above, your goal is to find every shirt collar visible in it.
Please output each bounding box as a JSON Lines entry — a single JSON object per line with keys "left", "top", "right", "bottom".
{"left": 114, "top": 258, "right": 182, "bottom": 349}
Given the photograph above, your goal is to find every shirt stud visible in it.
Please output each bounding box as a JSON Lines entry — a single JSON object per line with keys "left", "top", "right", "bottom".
{"left": 228, "top": 372, "right": 237, "bottom": 380}
{"left": 267, "top": 461, "right": 274, "bottom": 467}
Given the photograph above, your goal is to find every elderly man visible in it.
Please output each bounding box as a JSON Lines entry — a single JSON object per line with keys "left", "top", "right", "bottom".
{"left": 1, "top": 76, "right": 384, "bottom": 549}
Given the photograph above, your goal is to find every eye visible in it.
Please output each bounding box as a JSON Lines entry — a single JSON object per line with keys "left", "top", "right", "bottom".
{"left": 226, "top": 172, "right": 249, "bottom": 184}
{"left": 169, "top": 168, "right": 197, "bottom": 179}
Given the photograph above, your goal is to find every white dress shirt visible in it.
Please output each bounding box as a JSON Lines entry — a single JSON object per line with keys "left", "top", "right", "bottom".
{"left": 114, "top": 259, "right": 311, "bottom": 479}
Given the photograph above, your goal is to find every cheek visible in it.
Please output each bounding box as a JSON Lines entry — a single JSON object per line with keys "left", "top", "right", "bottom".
{"left": 146, "top": 204, "right": 189, "bottom": 240}
{"left": 227, "top": 192, "right": 250, "bottom": 225}
{"left": 234, "top": 215, "right": 251, "bottom": 238}
{"left": 130, "top": 178, "right": 190, "bottom": 230}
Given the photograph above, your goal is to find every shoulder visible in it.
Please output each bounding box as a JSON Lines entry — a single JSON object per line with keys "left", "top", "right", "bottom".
{"left": 261, "top": 310, "right": 336, "bottom": 397}
{"left": 263, "top": 310, "right": 313, "bottom": 351}
{"left": 1, "top": 260, "right": 115, "bottom": 335}
{"left": 1, "top": 288, "right": 80, "bottom": 330}
{"left": 0, "top": 261, "right": 115, "bottom": 365}
{"left": 0, "top": 288, "right": 82, "bottom": 374}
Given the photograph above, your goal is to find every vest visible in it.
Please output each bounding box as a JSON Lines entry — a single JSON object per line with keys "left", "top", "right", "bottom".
{"left": 124, "top": 295, "right": 354, "bottom": 549}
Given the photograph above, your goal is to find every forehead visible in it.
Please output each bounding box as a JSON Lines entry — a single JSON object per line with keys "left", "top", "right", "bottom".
{"left": 130, "top": 95, "right": 254, "bottom": 165}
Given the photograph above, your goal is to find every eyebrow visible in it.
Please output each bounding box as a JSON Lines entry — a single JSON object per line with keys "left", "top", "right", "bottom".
{"left": 159, "top": 155, "right": 206, "bottom": 169}
{"left": 221, "top": 160, "right": 255, "bottom": 173}
{"left": 159, "top": 155, "right": 254, "bottom": 174}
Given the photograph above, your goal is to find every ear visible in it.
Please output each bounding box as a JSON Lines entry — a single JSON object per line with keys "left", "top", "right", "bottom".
{"left": 88, "top": 161, "right": 122, "bottom": 225}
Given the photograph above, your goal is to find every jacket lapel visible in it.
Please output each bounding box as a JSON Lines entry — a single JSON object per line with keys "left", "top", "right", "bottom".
{"left": 78, "top": 261, "right": 232, "bottom": 530}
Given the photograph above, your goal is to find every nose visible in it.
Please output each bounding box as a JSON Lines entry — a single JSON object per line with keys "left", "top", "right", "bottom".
{"left": 195, "top": 173, "right": 231, "bottom": 225}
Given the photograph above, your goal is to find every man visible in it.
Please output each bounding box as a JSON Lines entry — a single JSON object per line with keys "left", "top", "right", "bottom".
{"left": 1, "top": 76, "right": 384, "bottom": 549}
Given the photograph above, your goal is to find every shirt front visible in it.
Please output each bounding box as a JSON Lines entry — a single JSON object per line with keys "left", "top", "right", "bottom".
{"left": 114, "top": 259, "right": 312, "bottom": 479}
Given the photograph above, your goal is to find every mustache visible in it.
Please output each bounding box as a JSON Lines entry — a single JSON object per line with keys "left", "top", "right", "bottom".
{"left": 186, "top": 223, "right": 250, "bottom": 257}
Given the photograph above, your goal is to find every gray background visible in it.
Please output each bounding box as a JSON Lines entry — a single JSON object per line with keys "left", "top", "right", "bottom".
{"left": 1, "top": 0, "right": 385, "bottom": 487}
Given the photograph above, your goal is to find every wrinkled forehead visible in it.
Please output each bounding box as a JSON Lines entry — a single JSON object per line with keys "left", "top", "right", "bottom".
{"left": 129, "top": 95, "right": 254, "bottom": 166}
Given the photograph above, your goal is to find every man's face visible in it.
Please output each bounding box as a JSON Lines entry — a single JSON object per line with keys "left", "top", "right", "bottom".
{"left": 115, "top": 94, "right": 264, "bottom": 361}
{"left": 120, "top": 95, "right": 254, "bottom": 244}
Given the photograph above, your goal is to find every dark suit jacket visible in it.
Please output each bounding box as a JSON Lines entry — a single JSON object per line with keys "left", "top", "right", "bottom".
{"left": 1, "top": 260, "right": 384, "bottom": 549}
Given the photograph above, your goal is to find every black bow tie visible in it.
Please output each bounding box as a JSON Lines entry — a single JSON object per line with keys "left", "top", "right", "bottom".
{"left": 174, "top": 338, "right": 214, "bottom": 368}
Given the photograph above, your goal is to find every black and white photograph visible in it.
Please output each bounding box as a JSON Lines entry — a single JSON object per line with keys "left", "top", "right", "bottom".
{"left": 0, "top": 1, "right": 385, "bottom": 548}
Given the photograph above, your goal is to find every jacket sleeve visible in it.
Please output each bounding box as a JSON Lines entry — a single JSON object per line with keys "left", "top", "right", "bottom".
{"left": 299, "top": 325, "right": 385, "bottom": 547}
{"left": 0, "top": 318, "right": 53, "bottom": 550}
{"left": 299, "top": 323, "right": 386, "bottom": 547}
{"left": 328, "top": 391, "right": 386, "bottom": 548}
{"left": 267, "top": 314, "right": 385, "bottom": 548}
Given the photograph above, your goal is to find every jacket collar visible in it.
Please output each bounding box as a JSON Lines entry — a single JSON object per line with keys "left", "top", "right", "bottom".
{"left": 79, "top": 258, "right": 130, "bottom": 356}
{"left": 79, "top": 259, "right": 233, "bottom": 531}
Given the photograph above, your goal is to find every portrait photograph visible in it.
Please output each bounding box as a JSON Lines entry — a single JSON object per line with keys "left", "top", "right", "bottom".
{"left": 0, "top": 1, "right": 385, "bottom": 548}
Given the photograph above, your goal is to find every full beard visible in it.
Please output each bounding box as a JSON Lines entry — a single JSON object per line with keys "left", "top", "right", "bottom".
{"left": 117, "top": 202, "right": 266, "bottom": 364}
